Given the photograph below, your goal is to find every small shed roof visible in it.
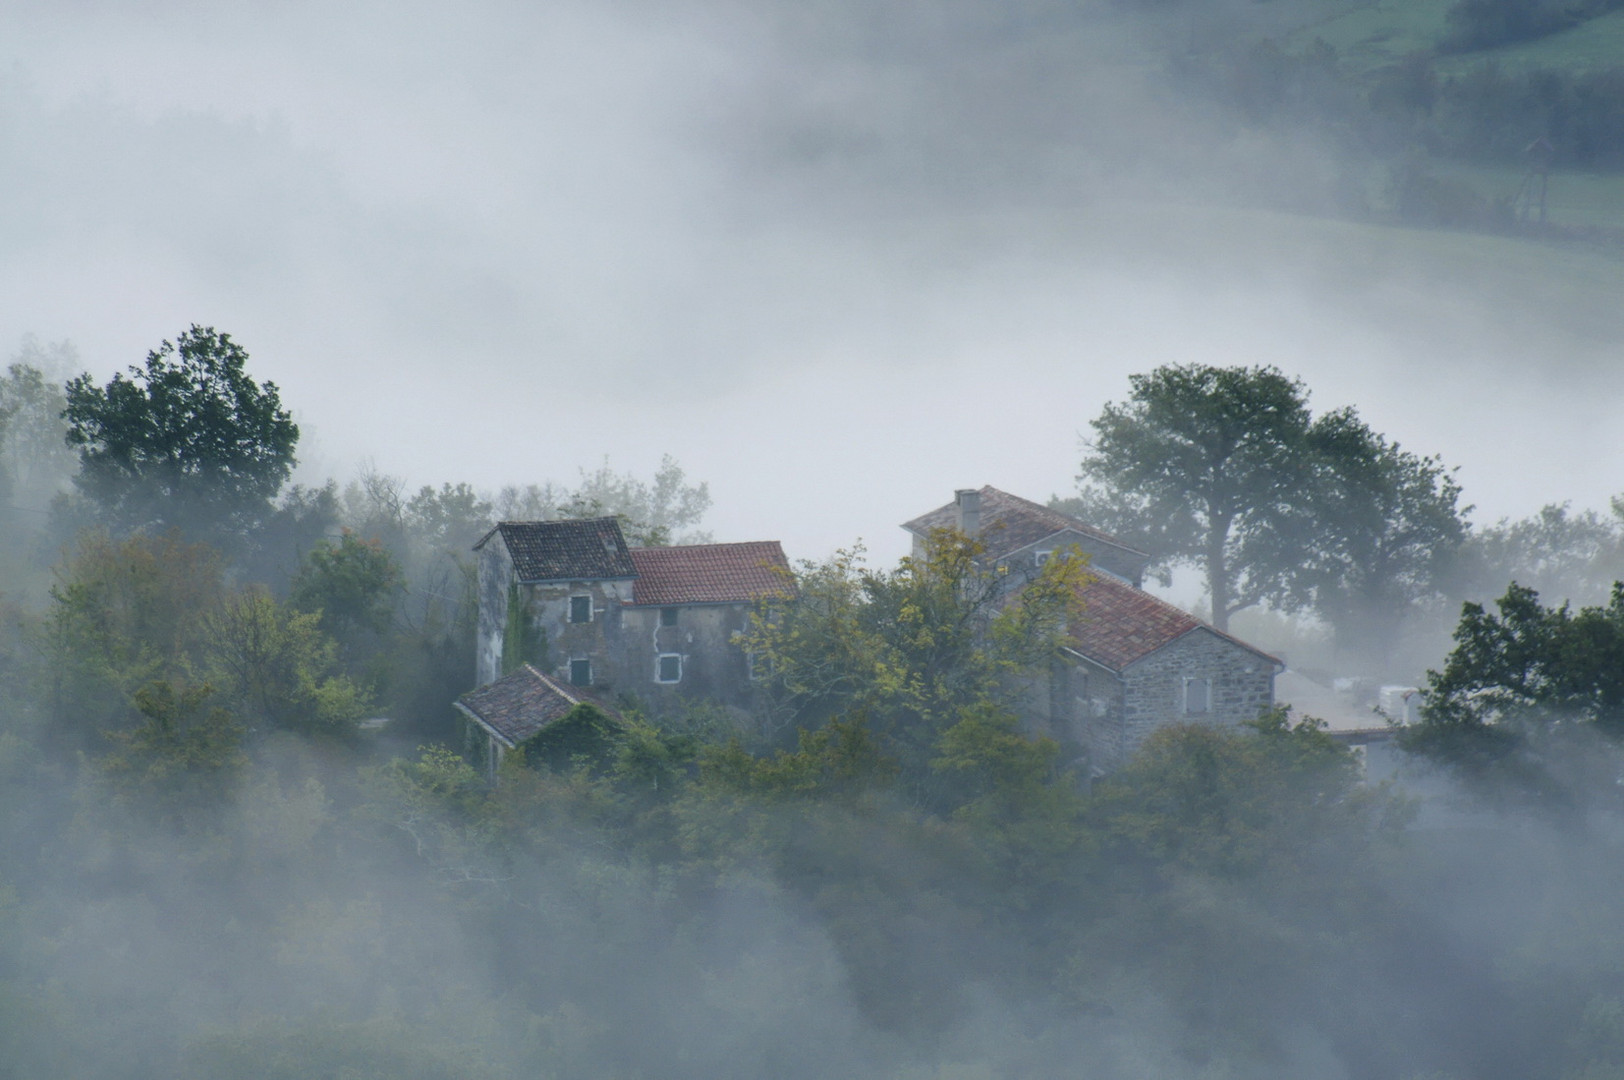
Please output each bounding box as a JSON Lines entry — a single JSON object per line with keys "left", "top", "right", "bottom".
{"left": 903, "top": 486, "right": 1147, "bottom": 561}
{"left": 1067, "top": 574, "right": 1281, "bottom": 673}
{"left": 456, "top": 664, "right": 617, "bottom": 748}
{"left": 629, "top": 541, "right": 792, "bottom": 606}
{"left": 474, "top": 518, "right": 636, "bottom": 582}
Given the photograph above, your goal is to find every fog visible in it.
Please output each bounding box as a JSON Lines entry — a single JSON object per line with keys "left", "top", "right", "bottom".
{"left": 4, "top": 0, "right": 1621, "bottom": 562}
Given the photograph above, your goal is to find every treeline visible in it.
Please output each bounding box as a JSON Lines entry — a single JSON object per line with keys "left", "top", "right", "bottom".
{"left": 10, "top": 329, "right": 1624, "bottom": 1077}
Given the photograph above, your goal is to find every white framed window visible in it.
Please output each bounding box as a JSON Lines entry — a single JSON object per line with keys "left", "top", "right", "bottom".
{"left": 656, "top": 653, "right": 682, "bottom": 684}
{"left": 569, "top": 595, "right": 593, "bottom": 623}
{"left": 1184, "top": 677, "right": 1211, "bottom": 715}
{"left": 570, "top": 658, "right": 592, "bottom": 686}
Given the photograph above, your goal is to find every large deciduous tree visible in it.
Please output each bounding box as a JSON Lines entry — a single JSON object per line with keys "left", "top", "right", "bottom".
{"left": 63, "top": 326, "right": 298, "bottom": 549}
{"left": 1296, "top": 407, "right": 1468, "bottom": 670}
{"left": 1073, "top": 364, "right": 1313, "bottom": 631}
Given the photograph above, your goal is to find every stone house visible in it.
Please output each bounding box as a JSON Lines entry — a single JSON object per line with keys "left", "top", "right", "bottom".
{"left": 456, "top": 663, "right": 626, "bottom": 779}
{"left": 905, "top": 487, "right": 1282, "bottom": 772}
{"left": 473, "top": 518, "right": 790, "bottom": 720}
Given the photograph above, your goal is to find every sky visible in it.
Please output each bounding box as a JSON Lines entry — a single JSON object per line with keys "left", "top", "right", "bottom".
{"left": 3, "top": 0, "right": 1622, "bottom": 567}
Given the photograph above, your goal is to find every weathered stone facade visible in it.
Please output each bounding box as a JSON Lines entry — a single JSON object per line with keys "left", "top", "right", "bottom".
{"left": 908, "top": 487, "right": 1281, "bottom": 773}
{"left": 474, "top": 521, "right": 788, "bottom": 721}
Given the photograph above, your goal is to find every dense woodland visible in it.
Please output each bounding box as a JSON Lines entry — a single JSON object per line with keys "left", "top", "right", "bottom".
{"left": 0, "top": 329, "right": 1623, "bottom": 1080}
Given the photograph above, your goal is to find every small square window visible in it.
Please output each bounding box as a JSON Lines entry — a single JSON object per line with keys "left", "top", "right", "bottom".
{"left": 657, "top": 653, "right": 682, "bottom": 683}
{"left": 1184, "top": 677, "right": 1211, "bottom": 715}
{"left": 1035, "top": 550, "right": 1053, "bottom": 566}
{"left": 660, "top": 606, "right": 678, "bottom": 627}
{"left": 570, "top": 658, "right": 592, "bottom": 686}
{"left": 569, "top": 595, "right": 593, "bottom": 623}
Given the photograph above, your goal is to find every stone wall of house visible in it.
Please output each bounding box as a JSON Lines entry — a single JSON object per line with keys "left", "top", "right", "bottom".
{"left": 617, "top": 603, "right": 758, "bottom": 716}
{"left": 1005, "top": 528, "right": 1147, "bottom": 587}
{"left": 475, "top": 533, "right": 515, "bottom": 688}
{"left": 1115, "top": 629, "right": 1276, "bottom": 766}
{"left": 1013, "top": 658, "right": 1127, "bottom": 771}
{"left": 518, "top": 578, "right": 635, "bottom": 692}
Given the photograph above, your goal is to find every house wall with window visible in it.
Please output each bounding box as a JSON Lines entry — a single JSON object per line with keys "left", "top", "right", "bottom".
{"left": 515, "top": 578, "right": 635, "bottom": 692}
{"left": 617, "top": 602, "right": 758, "bottom": 713}
{"left": 1115, "top": 629, "right": 1277, "bottom": 764}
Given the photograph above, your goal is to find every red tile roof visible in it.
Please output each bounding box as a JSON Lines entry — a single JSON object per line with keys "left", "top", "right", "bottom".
{"left": 456, "top": 664, "right": 621, "bottom": 748}
{"left": 903, "top": 486, "right": 1147, "bottom": 561}
{"left": 1067, "top": 574, "right": 1280, "bottom": 672}
{"left": 629, "top": 541, "right": 792, "bottom": 607}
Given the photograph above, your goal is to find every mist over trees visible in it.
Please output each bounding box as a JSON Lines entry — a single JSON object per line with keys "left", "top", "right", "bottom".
{"left": 8, "top": 328, "right": 1624, "bottom": 1079}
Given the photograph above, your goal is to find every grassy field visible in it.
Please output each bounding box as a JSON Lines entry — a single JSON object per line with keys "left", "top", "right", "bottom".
{"left": 1431, "top": 161, "right": 1624, "bottom": 230}
{"left": 1433, "top": 9, "right": 1624, "bottom": 74}
{"left": 1283, "top": 0, "right": 1456, "bottom": 72}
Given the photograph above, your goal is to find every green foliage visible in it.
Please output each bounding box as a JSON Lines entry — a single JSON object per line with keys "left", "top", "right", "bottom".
{"left": 500, "top": 582, "right": 546, "bottom": 676}
{"left": 1297, "top": 407, "right": 1469, "bottom": 668}
{"left": 1073, "top": 363, "right": 1314, "bottom": 630}
{"left": 41, "top": 530, "right": 226, "bottom": 745}
{"left": 698, "top": 717, "right": 898, "bottom": 801}
{"left": 1414, "top": 583, "right": 1624, "bottom": 766}
{"left": 96, "top": 678, "right": 246, "bottom": 825}
{"left": 203, "top": 589, "right": 372, "bottom": 738}
{"left": 1093, "top": 708, "right": 1375, "bottom": 879}
{"left": 517, "top": 702, "right": 627, "bottom": 775}
{"left": 742, "top": 532, "right": 1088, "bottom": 772}
{"left": 63, "top": 326, "right": 298, "bottom": 549}
{"left": 291, "top": 530, "right": 404, "bottom": 643}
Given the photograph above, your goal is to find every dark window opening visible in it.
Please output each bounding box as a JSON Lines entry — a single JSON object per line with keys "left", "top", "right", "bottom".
{"left": 660, "top": 606, "right": 678, "bottom": 627}
{"left": 569, "top": 595, "right": 593, "bottom": 623}
{"left": 657, "top": 653, "right": 682, "bottom": 683}
{"left": 570, "top": 658, "right": 592, "bottom": 686}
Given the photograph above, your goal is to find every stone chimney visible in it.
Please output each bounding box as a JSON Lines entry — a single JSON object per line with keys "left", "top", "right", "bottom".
{"left": 954, "top": 488, "right": 982, "bottom": 537}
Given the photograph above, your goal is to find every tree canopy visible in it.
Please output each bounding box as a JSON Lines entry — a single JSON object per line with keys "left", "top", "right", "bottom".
{"left": 63, "top": 326, "right": 298, "bottom": 548}
{"left": 1072, "top": 364, "right": 1314, "bottom": 631}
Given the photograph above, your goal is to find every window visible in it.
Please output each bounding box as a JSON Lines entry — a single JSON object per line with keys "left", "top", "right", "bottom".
{"left": 657, "top": 653, "right": 682, "bottom": 683}
{"left": 1184, "top": 677, "right": 1211, "bottom": 715}
{"left": 660, "top": 606, "right": 678, "bottom": 628}
{"left": 569, "top": 595, "right": 593, "bottom": 623}
{"left": 1035, "top": 550, "right": 1054, "bottom": 566}
{"left": 570, "top": 658, "right": 592, "bottom": 686}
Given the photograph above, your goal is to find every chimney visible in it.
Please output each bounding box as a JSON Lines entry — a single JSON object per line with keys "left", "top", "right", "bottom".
{"left": 954, "top": 488, "right": 982, "bottom": 537}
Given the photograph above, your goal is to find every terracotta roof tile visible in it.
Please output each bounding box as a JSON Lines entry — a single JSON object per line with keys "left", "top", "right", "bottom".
{"left": 902, "top": 486, "right": 1146, "bottom": 561}
{"left": 1067, "top": 574, "right": 1280, "bottom": 672}
{"left": 630, "top": 541, "right": 791, "bottom": 606}
{"left": 476, "top": 518, "right": 636, "bottom": 582}
{"left": 456, "top": 664, "right": 620, "bottom": 748}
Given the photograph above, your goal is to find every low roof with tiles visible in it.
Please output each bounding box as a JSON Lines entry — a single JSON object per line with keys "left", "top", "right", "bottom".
{"left": 903, "top": 486, "right": 1148, "bottom": 562}
{"left": 1067, "top": 573, "right": 1281, "bottom": 673}
{"left": 474, "top": 518, "right": 636, "bottom": 582}
{"left": 455, "top": 664, "right": 620, "bottom": 748}
{"left": 629, "top": 541, "right": 792, "bottom": 607}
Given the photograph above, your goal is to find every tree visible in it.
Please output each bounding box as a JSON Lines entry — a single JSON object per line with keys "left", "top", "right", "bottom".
{"left": 1071, "top": 364, "right": 1313, "bottom": 631}
{"left": 1419, "top": 582, "right": 1624, "bottom": 734}
{"left": 741, "top": 530, "right": 1090, "bottom": 779}
{"left": 493, "top": 454, "right": 712, "bottom": 546}
{"left": 63, "top": 326, "right": 298, "bottom": 549}
{"left": 1456, "top": 499, "right": 1624, "bottom": 610}
{"left": 1295, "top": 407, "right": 1468, "bottom": 670}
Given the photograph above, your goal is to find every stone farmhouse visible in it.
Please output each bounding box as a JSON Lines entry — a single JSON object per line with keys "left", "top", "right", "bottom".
{"left": 904, "top": 487, "right": 1282, "bottom": 771}
{"left": 463, "top": 519, "right": 790, "bottom": 772}
{"left": 461, "top": 490, "right": 1281, "bottom": 776}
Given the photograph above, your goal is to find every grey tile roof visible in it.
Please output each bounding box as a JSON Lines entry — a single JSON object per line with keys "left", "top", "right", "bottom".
{"left": 902, "top": 486, "right": 1147, "bottom": 562}
{"left": 476, "top": 518, "right": 636, "bottom": 582}
{"left": 456, "top": 664, "right": 620, "bottom": 748}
